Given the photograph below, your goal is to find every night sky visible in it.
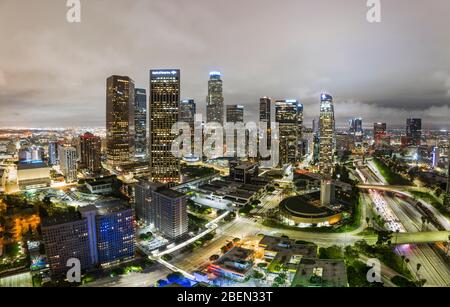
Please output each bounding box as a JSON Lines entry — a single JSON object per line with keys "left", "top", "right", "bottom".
{"left": 1, "top": 0, "right": 450, "bottom": 129}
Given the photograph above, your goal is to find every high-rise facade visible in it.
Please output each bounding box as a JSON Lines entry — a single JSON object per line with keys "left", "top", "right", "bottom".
{"left": 275, "top": 100, "right": 301, "bottom": 165}
{"left": 149, "top": 69, "right": 181, "bottom": 183}
{"left": 134, "top": 181, "right": 164, "bottom": 225}
{"left": 406, "top": 118, "right": 422, "bottom": 146}
{"left": 151, "top": 188, "right": 188, "bottom": 240}
{"left": 41, "top": 213, "right": 92, "bottom": 276}
{"left": 445, "top": 140, "right": 450, "bottom": 208}
{"left": 134, "top": 88, "right": 147, "bottom": 158}
{"left": 79, "top": 132, "right": 102, "bottom": 174}
{"left": 206, "top": 72, "right": 224, "bottom": 125}
{"left": 260, "top": 97, "right": 272, "bottom": 152}
{"left": 374, "top": 123, "right": 388, "bottom": 148}
{"left": 94, "top": 201, "right": 135, "bottom": 265}
{"left": 319, "top": 94, "right": 335, "bottom": 179}
{"left": 106, "top": 75, "right": 135, "bottom": 167}
{"left": 226, "top": 105, "right": 244, "bottom": 123}
{"left": 180, "top": 99, "right": 196, "bottom": 158}
{"left": 58, "top": 145, "right": 78, "bottom": 183}
{"left": 180, "top": 99, "right": 196, "bottom": 126}
{"left": 349, "top": 118, "right": 364, "bottom": 146}
{"left": 42, "top": 201, "right": 136, "bottom": 276}
{"left": 48, "top": 141, "right": 59, "bottom": 166}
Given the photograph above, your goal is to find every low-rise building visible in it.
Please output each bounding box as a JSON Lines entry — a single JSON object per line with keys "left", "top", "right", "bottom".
{"left": 208, "top": 247, "right": 255, "bottom": 282}
{"left": 17, "top": 162, "right": 51, "bottom": 190}
{"left": 291, "top": 258, "right": 348, "bottom": 287}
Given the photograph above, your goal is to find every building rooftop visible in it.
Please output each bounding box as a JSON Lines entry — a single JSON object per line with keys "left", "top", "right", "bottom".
{"left": 156, "top": 188, "right": 185, "bottom": 199}
{"left": 93, "top": 199, "right": 132, "bottom": 215}
{"left": 17, "top": 161, "right": 50, "bottom": 170}
{"left": 291, "top": 259, "right": 348, "bottom": 287}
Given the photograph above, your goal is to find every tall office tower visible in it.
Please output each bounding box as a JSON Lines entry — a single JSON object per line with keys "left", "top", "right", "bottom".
{"left": 319, "top": 94, "right": 335, "bottom": 179}
{"left": 260, "top": 97, "right": 272, "bottom": 151}
{"left": 79, "top": 132, "right": 102, "bottom": 174}
{"left": 275, "top": 100, "right": 300, "bottom": 166}
{"left": 226, "top": 105, "right": 245, "bottom": 157}
{"left": 149, "top": 69, "right": 181, "bottom": 183}
{"left": 48, "top": 141, "right": 59, "bottom": 165}
{"left": 106, "top": 75, "right": 135, "bottom": 167}
{"left": 134, "top": 181, "right": 164, "bottom": 225}
{"left": 152, "top": 187, "right": 188, "bottom": 240}
{"left": 180, "top": 99, "right": 196, "bottom": 158}
{"left": 349, "top": 118, "right": 364, "bottom": 146}
{"left": 374, "top": 123, "right": 388, "bottom": 148}
{"left": 58, "top": 145, "right": 78, "bottom": 183}
{"left": 297, "top": 103, "right": 305, "bottom": 159}
{"left": 206, "top": 71, "right": 224, "bottom": 125}
{"left": 445, "top": 140, "right": 450, "bottom": 208}
{"left": 134, "top": 88, "right": 147, "bottom": 158}
{"left": 180, "top": 99, "right": 196, "bottom": 125}
{"left": 226, "top": 105, "right": 245, "bottom": 123}
{"left": 41, "top": 212, "right": 92, "bottom": 276}
{"left": 406, "top": 118, "right": 422, "bottom": 146}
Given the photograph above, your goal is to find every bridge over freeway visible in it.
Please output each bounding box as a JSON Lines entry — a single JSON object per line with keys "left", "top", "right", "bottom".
{"left": 360, "top": 231, "right": 450, "bottom": 245}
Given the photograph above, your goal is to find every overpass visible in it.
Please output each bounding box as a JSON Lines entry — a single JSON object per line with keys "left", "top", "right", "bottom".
{"left": 361, "top": 231, "right": 450, "bottom": 245}
{"left": 357, "top": 184, "right": 414, "bottom": 193}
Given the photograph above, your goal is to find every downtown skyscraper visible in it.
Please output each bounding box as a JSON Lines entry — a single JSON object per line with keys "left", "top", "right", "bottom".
{"left": 374, "top": 122, "right": 388, "bottom": 148}
{"left": 79, "top": 132, "right": 102, "bottom": 174}
{"left": 275, "top": 100, "right": 301, "bottom": 166}
{"left": 406, "top": 118, "right": 422, "bottom": 146}
{"left": 349, "top": 118, "right": 364, "bottom": 146}
{"left": 226, "top": 105, "right": 245, "bottom": 123}
{"left": 260, "top": 97, "right": 272, "bottom": 154}
{"left": 149, "top": 70, "right": 181, "bottom": 184}
{"left": 106, "top": 75, "right": 135, "bottom": 167}
{"left": 206, "top": 71, "right": 224, "bottom": 125}
{"left": 134, "top": 88, "right": 147, "bottom": 158}
{"left": 319, "top": 94, "right": 335, "bottom": 179}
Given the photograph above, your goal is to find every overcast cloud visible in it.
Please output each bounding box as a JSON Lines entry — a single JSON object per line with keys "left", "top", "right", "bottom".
{"left": 0, "top": 0, "right": 450, "bottom": 129}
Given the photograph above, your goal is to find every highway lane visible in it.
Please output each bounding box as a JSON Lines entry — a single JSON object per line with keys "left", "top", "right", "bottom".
{"left": 83, "top": 264, "right": 171, "bottom": 288}
{"left": 359, "top": 165, "right": 450, "bottom": 287}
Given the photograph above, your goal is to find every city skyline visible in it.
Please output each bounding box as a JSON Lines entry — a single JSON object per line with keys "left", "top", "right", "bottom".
{"left": 1, "top": 0, "right": 450, "bottom": 129}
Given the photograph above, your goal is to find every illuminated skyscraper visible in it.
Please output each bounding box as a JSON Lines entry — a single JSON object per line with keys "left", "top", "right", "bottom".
{"left": 226, "top": 105, "right": 244, "bottom": 123}
{"left": 134, "top": 88, "right": 147, "bottom": 158}
{"left": 319, "top": 94, "right": 335, "bottom": 179}
{"left": 180, "top": 99, "right": 196, "bottom": 126}
{"left": 406, "top": 118, "right": 422, "bottom": 146}
{"left": 374, "top": 123, "right": 388, "bottom": 148}
{"left": 106, "top": 75, "right": 135, "bottom": 167}
{"left": 180, "top": 99, "right": 196, "bottom": 158}
{"left": 275, "top": 100, "right": 301, "bottom": 165}
{"left": 149, "top": 69, "right": 181, "bottom": 183}
{"left": 79, "top": 132, "right": 102, "bottom": 174}
{"left": 445, "top": 140, "right": 450, "bottom": 208}
{"left": 349, "top": 118, "right": 364, "bottom": 146}
{"left": 259, "top": 97, "right": 272, "bottom": 146}
{"left": 206, "top": 72, "right": 224, "bottom": 125}
{"left": 58, "top": 145, "right": 78, "bottom": 183}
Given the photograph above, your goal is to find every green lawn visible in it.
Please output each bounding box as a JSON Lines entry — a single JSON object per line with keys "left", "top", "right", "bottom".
{"left": 373, "top": 159, "right": 411, "bottom": 186}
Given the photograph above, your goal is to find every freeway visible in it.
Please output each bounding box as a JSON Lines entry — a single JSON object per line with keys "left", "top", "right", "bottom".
{"left": 357, "top": 164, "right": 450, "bottom": 287}
{"left": 166, "top": 162, "right": 450, "bottom": 286}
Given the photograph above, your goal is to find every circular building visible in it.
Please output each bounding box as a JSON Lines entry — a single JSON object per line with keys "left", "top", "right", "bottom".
{"left": 279, "top": 193, "right": 343, "bottom": 227}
